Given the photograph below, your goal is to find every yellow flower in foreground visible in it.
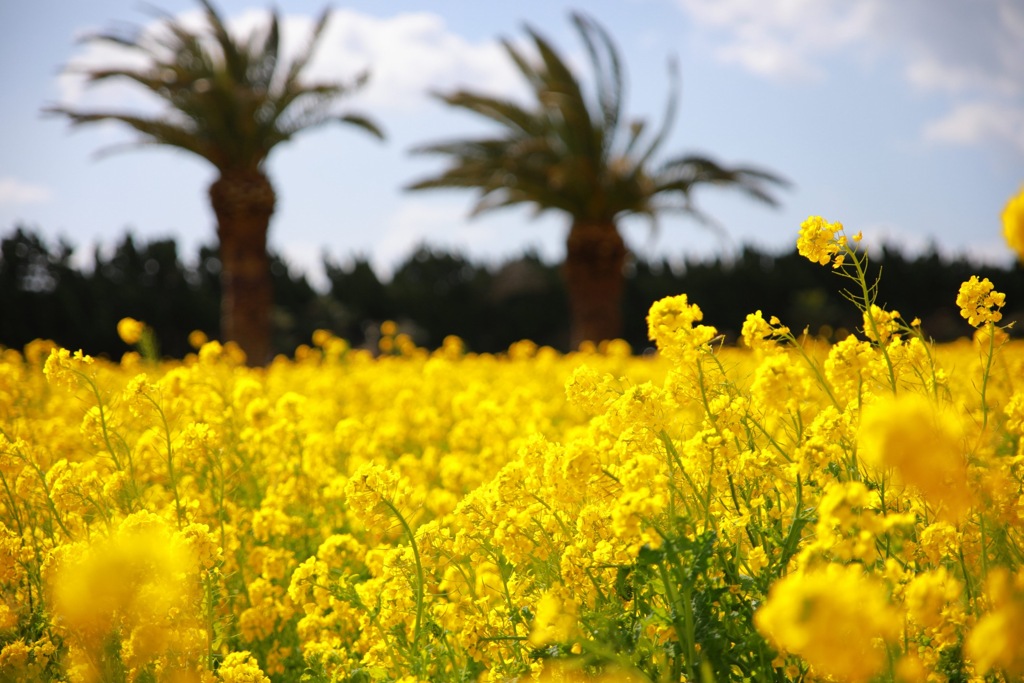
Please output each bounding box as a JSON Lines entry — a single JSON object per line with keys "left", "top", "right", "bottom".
{"left": 534, "top": 660, "right": 645, "bottom": 682}
{"left": 529, "top": 586, "right": 579, "bottom": 647}
{"left": 1002, "top": 184, "right": 1024, "bottom": 261}
{"left": 859, "top": 393, "right": 973, "bottom": 520}
{"left": 755, "top": 563, "right": 900, "bottom": 682}
{"left": 862, "top": 304, "right": 900, "bottom": 343}
{"left": 47, "top": 511, "right": 203, "bottom": 679}
{"left": 797, "top": 215, "right": 846, "bottom": 267}
{"left": 741, "top": 310, "right": 788, "bottom": 353}
{"left": 956, "top": 276, "right": 1005, "bottom": 328}
{"left": 646, "top": 294, "right": 717, "bottom": 362}
{"left": 116, "top": 317, "right": 145, "bottom": 345}
{"left": 965, "top": 567, "right": 1024, "bottom": 677}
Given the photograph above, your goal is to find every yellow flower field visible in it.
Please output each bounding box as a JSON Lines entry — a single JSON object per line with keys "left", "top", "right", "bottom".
{"left": 2, "top": 216, "right": 1023, "bottom": 683}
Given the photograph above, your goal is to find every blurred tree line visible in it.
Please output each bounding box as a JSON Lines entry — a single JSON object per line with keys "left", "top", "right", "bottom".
{"left": 3, "top": 225, "right": 1023, "bottom": 359}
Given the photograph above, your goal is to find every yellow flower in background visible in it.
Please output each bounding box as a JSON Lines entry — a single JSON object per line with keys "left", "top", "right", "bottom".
{"left": 1002, "top": 184, "right": 1024, "bottom": 261}
{"left": 42, "top": 347, "right": 93, "bottom": 390}
{"left": 904, "top": 566, "right": 963, "bottom": 632}
{"left": 746, "top": 546, "right": 769, "bottom": 574}
{"left": 755, "top": 563, "right": 900, "bottom": 682}
{"left": 217, "top": 651, "right": 271, "bottom": 683}
{"left": 188, "top": 329, "right": 208, "bottom": 350}
{"left": 116, "top": 317, "right": 145, "bottom": 345}
{"left": 344, "top": 462, "right": 406, "bottom": 532}
{"left": 859, "top": 393, "right": 973, "bottom": 520}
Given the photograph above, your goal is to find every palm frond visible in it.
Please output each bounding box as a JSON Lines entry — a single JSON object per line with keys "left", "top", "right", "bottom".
{"left": 657, "top": 155, "right": 790, "bottom": 206}
{"left": 197, "top": 0, "right": 244, "bottom": 82}
{"left": 428, "top": 91, "right": 543, "bottom": 137}
{"left": 571, "top": 12, "right": 622, "bottom": 146}
{"left": 337, "top": 113, "right": 385, "bottom": 140}
{"left": 43, "top": 108, "right": 210, "bottom": 160}
{"left": 282, "top": 7, "right": 331, "bottom": 88}
{"left": 409, "top": 11, "right": 787, "bottom": 231}
{"left": 527, "top": 27, "right": 598, "bottom": 159}
{"left": 47, "top": 0, "right": 384, "bottom": 172}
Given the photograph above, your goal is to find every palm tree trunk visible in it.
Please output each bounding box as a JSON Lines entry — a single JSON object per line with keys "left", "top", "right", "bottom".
{"left": 564, "top": 220, "right": 628, "bottom": 348}
{"left": 209, "top": 170, "right": 276, "bottom": 366}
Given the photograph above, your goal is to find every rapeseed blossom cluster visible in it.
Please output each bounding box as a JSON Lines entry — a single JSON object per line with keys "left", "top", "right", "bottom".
{"left": 0, "top": 213, "right": 1023, "bottom": 682}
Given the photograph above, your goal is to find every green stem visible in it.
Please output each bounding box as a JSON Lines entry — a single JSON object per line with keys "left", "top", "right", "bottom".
{"left": 657, "top": 546, "right": 697, "bottom": 682}
{"left": 979, "top": 322, "right": 996, "bottom": 430}
{"left": 28, "top": 460, "right": 74, "bottom": 540}
{"left": 146, "top": 395, "right": 184, "bottom": 528}
{"left": 379, "top": 497, "right": 425, "bottom": 650}
{"left": 846, "top": 245, "right": 897, "bottom": 393}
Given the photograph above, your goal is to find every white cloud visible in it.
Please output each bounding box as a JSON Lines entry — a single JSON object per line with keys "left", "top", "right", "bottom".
{"left": 923, "top": 101, "right": 1024, "bottom": 154}
{"left": 310, "top": 11, "right": 525, "bottom": 111}
{"left": 369, "top": 199, "right": 486, "bottom": 278}
{"left": 674, "top": 0, "right": 1024, "bottom": 151}
{"left": 675, "top": 0, "right": 879, "bottom": 81}
{"left": 0, "top": 177, "right": 52, "bottom": 205}
{"left": 57, "top": 9, "right": 523, "bottom": 115}
{"left": 674, "top": 0, "right": 1022, "bottom": 93}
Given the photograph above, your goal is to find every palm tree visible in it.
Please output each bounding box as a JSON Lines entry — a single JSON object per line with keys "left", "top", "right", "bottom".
{"left": 46, "top": 0, "right": 383, "bottom": 364}
{"left": 408, "top": 12, "right": 787, "bottom": 348}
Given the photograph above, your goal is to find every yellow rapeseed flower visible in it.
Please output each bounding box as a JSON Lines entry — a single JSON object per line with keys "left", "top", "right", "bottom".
{"left": 116, "top": 317, "right": 145, "bottom": 345}
{"left": 956, "top": 275, "right": 1005, "bottom": 328}
{"left": 1002, "top": 184, "right": 1024, "bottom": 261}
{"left": 646, "top": 294, "right": 717, "bottom": 363}
{"left": 528, "top": 586, "right": 578, "bottom": 647}
{"left": 862, "top": 304, "right": 901, "bottom": 344}
{"left": 188, "top": 329, "right": 208, "bottom": 349}
{"left": 42, "top": 347, "right": 93, "bottom": 390}
{"left": 217, "top": 650, "right": 271, "bottom": 683}
{"left": 755, "top": 563, "right": 900, "bottom": 682}
{"left": 858, "top": 393, "right": 974, "bottom": 520}
{"left": 47, "top": 511, "right": 203, "bottom": 680}
{"left": 797, "top": 215, "right": 845, "bottom": 267}
{"left": 965, "top": 567, "right": 1024, "bottom": 677}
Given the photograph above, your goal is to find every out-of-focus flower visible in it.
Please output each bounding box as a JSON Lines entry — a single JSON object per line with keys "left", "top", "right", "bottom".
{"left": 755, "top": 563, "right": 900, "bottom": 682}
{"left": 966, "top": 567, "right": 1024, "bottom": 677}
{"left": 859, "top": 393, "right": 973, "bottom": 520}
{"left": 117, "top": 317, "right": 145, "bottom": 346}
{"left": 1002, "top": 184, "right": 1024, "bottom": 261}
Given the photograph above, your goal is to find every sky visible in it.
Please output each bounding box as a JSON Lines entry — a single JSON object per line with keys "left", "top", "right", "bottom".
{"left": 2, "top": 0, "right": 1023, "bottom": 287}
